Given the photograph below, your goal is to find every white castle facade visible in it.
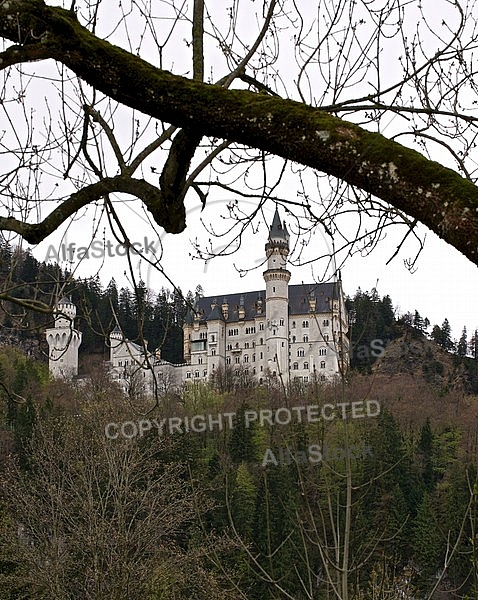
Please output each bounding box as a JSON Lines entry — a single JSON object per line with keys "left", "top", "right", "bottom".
{"left": 45, "top": 297, "right": 82, "bottom": 378}
{"left": 108, "top": 208, "right": 349, "bottom": 393}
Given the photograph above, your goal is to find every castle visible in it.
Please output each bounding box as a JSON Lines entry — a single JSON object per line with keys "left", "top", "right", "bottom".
{"left": 47, "top": 209, "right": 349, "bottom": 391}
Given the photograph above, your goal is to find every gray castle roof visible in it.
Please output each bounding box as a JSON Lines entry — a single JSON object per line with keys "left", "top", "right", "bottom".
{"left": 191, "top": 282, "right": 341, "bottom": 324}
{"left": 268, "top": 206, "right": 289, "bottom": 242}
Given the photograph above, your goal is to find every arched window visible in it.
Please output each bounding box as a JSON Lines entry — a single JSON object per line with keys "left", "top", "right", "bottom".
{"left": 304, "top": 362, "right": 309, "bottom": 370}
{"left": 319, "top": 347, "right": 326, "bottom": 356}
{"left": 293, "top": 362, "right": 298, "bottom": 370}
{"left": 297, "top": 347, "right": 305, "bottom": 357}
{"left": 320, "top": 361, "right": 326, "bottom": 369}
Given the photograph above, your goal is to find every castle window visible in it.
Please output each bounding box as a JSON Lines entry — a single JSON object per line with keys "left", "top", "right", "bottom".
{"left": 260, "top": 366, "right": 263, "bottom": 371}
{"left": 324, "top": 334, "right": 329, "bottom": 341}
{"left": 304, "top": 362, "right": 309, "bottom": 370}
{"left": 203, "top": 370, "right": 207, "bottom": 377}
{"left": 245, "top": 327, "right": 256, "bottom": 334}
{"left": 259, "top": 322, "right": 264, "bottom": 331}
{"left": 198, "top": 357, "right": 203, "bottom": 365}
{"left": 292, "top": 321, "right": 296, "bottom": 328}
{"left": 200, "top": 332, "right": 207, "bottom": 339}
{"left": 304, "top": 376, "right": 309, "bottom": 382}
{"left": 302, "top": 320, "right": 309, "bottom": 328}
{"left": 211, "top": 348, "right": 216, "bottom": 356}
{"left": 280, "top": 319, "right": 284, "bottom": 326}
{"left": 228, "top": 328, "right": 239, "bottom": 336}
{"left": 245, "top": 342, "right": 249, "bottom": 349}
{"left": 227, "top": 344, "right": 232, "bottom": 351}
{"left": 297, "top": 348, "right": 304, "bottom": 357}
{"left": 253, "top": 368, "right": 256, "bottom": 375}
{"left": 260, "top": 352, "right": 263, "bottom": 359}
{"left": 323, "top": 319, "right": 329, "bottom": 327}
{"left": 244, "top": 354, "right": 249, "bottom": 363}
{"left": 252, "top": 354, "right": 255, "bottom": 362}
{"left": 320, "top": 361, "right": 326, "bottom": 369}
{"left": 119, "top": 361, "right": 122, "bottom": 367}
{"left": 319, "top": 348, "right": 326, "bottom": 356}
{"left": 186, "top": 372, "right": 191, "bottom": 379}
{"left": 195, "top": 371, "right": 199, "bottom": 378}
{"left": 320, "top": 375, "right": 326, "bottom": 381}
{"left": 303, "top": 335, "right": 308, "bottom": 343}
{"left": 292, "top": 336, "right": 296, "bottom": 343}
{"left": 235, "top": 342, "right": 239, "bottom": 348}
{"left": 210, "top": 334, "right": 216, "bottom": 342}
{"left": 226, "top": 357, "right": 231, "bottom": 365}
{"left": 259, "top": 338, "right": 263, "bottom": 345}
{"left": 235, "top": 357, "right": 240, "bottom": 364}
{"left": 293, "top": 362, "right": 298, "bottom": 370}
{"left": 281, "top": 342, "right": 285, "bottom": 347}
{"left": 273, "top": 286, "right": 276, "bottom": 292}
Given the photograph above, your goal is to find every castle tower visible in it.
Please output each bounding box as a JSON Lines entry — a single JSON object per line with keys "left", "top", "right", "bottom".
{"left": 109, "top": 325, "right": 123, "bottom": 365}
{"left": 263, "top": 207, "right": 290, "bottom": 385}
{"left": 206, "top": 299, "right": 225, "bottom": 377}
{"left": 45, "top": 297, "right": 82, "bottom": 378}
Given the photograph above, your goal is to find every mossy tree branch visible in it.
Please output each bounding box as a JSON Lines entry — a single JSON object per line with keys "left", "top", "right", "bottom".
{"left": 0, "top": 0, "right": 478, "bottom": 264}
{"left": 0, "top": 176, "right": 183, "bottom": 243}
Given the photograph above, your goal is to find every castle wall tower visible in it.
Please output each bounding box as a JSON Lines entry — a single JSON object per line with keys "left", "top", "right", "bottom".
{"left": 206, "top": 299, "right": 225, "bottom": 377}
{"left": 45, "top": 297, "right": 82, "bottom": 378}
{"left": 109, "top": 326, "right": 124, "bottom": 365}
{"left": 263, "top": 207, "right": 291, "bottom": 385}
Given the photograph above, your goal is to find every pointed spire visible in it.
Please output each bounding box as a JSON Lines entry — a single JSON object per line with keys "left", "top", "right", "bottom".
{"left": 268, "top": 205, "right": 287, "bottom": 241}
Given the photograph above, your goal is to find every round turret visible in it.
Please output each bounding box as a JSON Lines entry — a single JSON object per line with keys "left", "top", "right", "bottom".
{"left": 55, "top": 296, "right": 76, "bottom": 322}
{"left": 46, "top": 296, "right": 82, "bottom": 378}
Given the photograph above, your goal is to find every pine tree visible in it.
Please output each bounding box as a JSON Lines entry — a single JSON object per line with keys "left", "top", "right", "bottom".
{"left": 457, "top": 327, "right": 468, "bottom": 357}
{"left": 412, "top": 492, "right": 442, "bottom": 591}
{"left": 228, "top": 404, "right": 257, "bottom": 463}
{"left": 413, "top": 310, "right": 426, "bottom": 332}
{"left": 441, "top": 318, "right": 455, "bottom": 351}
{"left": 418, "top": 418, "right": 435, "bottom": 491}
{"left": 231, "top": 462, "right": 256, "bottom": 539}
{"left": 469, "top": 330, "right": 478, "bottom": 359}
